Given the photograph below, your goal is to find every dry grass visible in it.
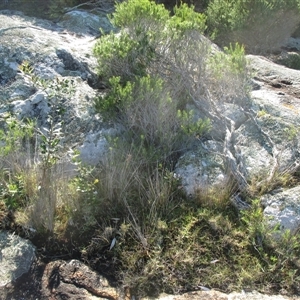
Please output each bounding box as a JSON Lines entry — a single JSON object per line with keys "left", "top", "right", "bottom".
{"left": 28, "top": 162, "right": 74, "bottom": 232}
{"left": 194, "top": 176, "right": 237, "bottom": 210}
{"left": 248, "top": 168, "right": 298, "bottom": 197}
{"left": 0, "top": 134, "right": 75, "bottom": 233}
{"left": 122, "top": 78, "right": 182, "bottom": 158}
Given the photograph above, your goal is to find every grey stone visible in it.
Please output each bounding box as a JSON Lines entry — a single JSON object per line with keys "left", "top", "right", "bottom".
{"left": 261, "top": 186, "right": 300, "bottom": 234}
{"left": 0, "top": 231, "right": 35, "bottom": 287}
{"left": 175, "top": 141, "right": 225, "bottom": 196}
{"left": 58, "top": 10, "right": 114, "bottom": 36}
{"left": 79, "top": 133, "right": 109, "bottom": 166}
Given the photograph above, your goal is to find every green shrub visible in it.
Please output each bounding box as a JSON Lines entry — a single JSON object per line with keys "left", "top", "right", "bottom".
{"left": 93, "top": 0, "right": 252, "bottom": 165}
{"left": 168, "top": 2, "right": 207, "bottom": 33}
{"left": 207, "top": 0, "right": 300, "bottom": 34}
{"left": 96, "top": 74, "right": 211, "bottom": 162}
{"left": 94, "top": 76, "right": 134, "bottom": 118}
{"left": 0, "top": 114, "right": 35, "bottom": 157}
{"left": 112, "top": 0, "right": 169, "bottom": 29}
{"left": 93, "top": 0, "right": 207, "bottom": 82}
{"left": 93, "top": 0, "right": 250, "bottom": 105}
{"left": 0, "top": 113, "right": 65, "bottom": 232}
{"left": 0, "top": 114, "right": 36, "bottom": 210}
{"left": 206, "top": 0, "right": 300, "bottom": 53}
{"left": 93, "top": 32, "right": 148, "bottom": 81}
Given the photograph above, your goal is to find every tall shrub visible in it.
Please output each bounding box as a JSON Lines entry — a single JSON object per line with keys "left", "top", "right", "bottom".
{"left": 206, "top": 0, "right": 300, "bottom": 53}
{"left": 94, "top": 0, "right": 211, "bottom": 162}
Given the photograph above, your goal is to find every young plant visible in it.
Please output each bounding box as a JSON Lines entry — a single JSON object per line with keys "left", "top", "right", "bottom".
{"left": 112, "top": 0, "right": 169, "bottom": 30}
{"left": 16, "top": 62, "right": 75, "bottom": 232}
{"left": 0, "top": 114, "right": 36, "bottom": 210}
{"left": 0, "top": 113, "right": 35, "bottom": 157}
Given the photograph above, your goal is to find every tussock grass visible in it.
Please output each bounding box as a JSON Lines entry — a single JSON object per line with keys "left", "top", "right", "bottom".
{"left": 194, "top": 176, "right": 237, "bottom": 210}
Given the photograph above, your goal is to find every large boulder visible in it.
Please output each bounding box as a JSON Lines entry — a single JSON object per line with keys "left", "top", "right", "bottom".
{"left": 0, "top": 230, "right": 35, "bottom": 287}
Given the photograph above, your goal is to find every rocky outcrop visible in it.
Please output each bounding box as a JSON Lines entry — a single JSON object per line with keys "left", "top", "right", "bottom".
{"left": 175, "top": 49, "right": 300, "bottom": 219}
{"left": 238, "top": 54, "right": 300, "bottom": 182}
{"left": 0, "top": 10, "right": 111, "bottom": 165}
